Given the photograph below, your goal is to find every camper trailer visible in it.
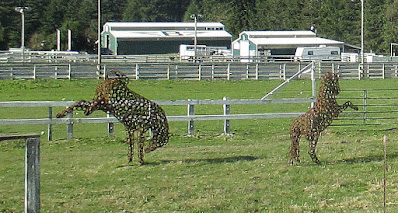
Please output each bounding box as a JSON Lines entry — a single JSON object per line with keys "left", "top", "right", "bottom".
{"left": 179, "top": 44, "right": 231, "bottom": 61}
{"left": 294, "top": 46, "right": 341, "bottom": 62}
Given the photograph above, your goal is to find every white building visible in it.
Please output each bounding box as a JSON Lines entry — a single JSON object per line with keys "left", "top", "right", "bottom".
{"left": 101, "top": 22, "right": 232, "bottom": 55}
{"left": 232, "top": 31, "right": 357, "bottom": 60}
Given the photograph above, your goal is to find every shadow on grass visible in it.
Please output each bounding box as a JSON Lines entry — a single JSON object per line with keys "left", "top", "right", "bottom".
{"left": 330, "top": 151, "right": 398, "bottom": 165}
{"left": 160, "top": 155, "right": 261, "bottom": 165}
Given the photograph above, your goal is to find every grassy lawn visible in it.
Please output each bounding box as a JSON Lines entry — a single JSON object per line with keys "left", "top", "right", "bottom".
{"left": 1, "top": 78, "right": 398, "bottom": 212}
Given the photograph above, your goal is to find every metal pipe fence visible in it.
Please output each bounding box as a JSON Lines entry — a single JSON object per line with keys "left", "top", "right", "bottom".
{"left": 1, "top": 89, "right": 397, "bottom": 140}
{"left": 0, "top": 98, "right": 312, "bottom": 140}
{"left": 333, "top": 89, "right": 398, "bottom": 126}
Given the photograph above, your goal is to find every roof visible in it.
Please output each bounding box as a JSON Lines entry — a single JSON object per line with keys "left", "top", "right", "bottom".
{"left": 110, "top": 30, "right": 232, "bottom": 39}
{"left": 103, "top": 22, "right": 226, "bottom": 30}
{"left": 249, "top": 37, "right": 344, "bottom": 46}
{"left": 241, "top": 30, "right": 316, "bottom": 38}
{"left": 102, "top": 22, "right": 232, "bottom": 40}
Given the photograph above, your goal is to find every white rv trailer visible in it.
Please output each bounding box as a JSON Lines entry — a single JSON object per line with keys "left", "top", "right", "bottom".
{"left": 294, "top": 46, "right": 341, "bottom": 62}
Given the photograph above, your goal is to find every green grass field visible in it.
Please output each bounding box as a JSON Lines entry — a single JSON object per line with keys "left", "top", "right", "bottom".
{"left": 1, "top": 78, "right": 398, "bottom": 212}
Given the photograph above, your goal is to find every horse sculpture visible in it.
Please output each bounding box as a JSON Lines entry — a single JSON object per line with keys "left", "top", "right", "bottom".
{"left": 56, "top": 71, "right": 169, "bottom": 165}
{"left": 289, "top": 71, "right": 358, "bottom": 165}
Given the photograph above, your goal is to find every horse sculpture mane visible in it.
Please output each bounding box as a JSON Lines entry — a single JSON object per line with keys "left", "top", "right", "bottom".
{"left": 289, "top": 71, "right": 358, "bottom": 165}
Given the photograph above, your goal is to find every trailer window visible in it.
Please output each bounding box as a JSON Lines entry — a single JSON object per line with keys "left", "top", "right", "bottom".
{"left": 307, "top": 51, "right": 314, "bottom": 55}
{"left": 331, "top": 51, "right": 339, "bottom": 55}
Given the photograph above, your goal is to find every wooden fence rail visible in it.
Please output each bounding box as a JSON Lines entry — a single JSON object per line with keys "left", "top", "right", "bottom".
{"left": 2, "top": 62, "right": 398, "bottom": 80}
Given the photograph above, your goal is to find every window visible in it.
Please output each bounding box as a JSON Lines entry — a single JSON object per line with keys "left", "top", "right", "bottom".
{"left": 308, "top": 51, "right": 314, "bottom": 55}
{"left": 331, "top": 51, "right": 338, "bottom": 55}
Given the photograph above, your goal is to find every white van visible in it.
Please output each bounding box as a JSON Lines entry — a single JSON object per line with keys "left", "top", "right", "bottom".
{"left": 294, "top": 46, "right": 341, "bottom": 62}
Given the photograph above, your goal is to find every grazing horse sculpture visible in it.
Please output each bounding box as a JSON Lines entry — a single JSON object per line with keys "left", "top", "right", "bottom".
{"left": 289, "top": 71, "right": 358, "bottom": 165}
{"left": 57, "top": 71, "right": 169, "bottom": 165}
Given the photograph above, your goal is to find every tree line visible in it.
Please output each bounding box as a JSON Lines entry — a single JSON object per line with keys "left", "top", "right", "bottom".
{"left": 1, "top": 0, "right": 397, "bottom": 55}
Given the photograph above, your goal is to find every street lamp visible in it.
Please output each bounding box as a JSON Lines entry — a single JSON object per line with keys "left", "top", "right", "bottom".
{"left": 97, "top": 0, "right": 101, "bottom": 70}
{"left": 14, "top": 6, "right": 31, "bottom": 49}
{"left": 351, "top": 0, "right": 364, "bottom": 64}
{"left": 190, "top": 14, "right": 203, "bottom": 62}
{"left": 15, "top": 6, "right": 31, "bottom": 63}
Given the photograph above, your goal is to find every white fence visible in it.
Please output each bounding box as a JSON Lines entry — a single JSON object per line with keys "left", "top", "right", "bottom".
{"left": 2, "top": 62, "right": 398, "bottom": 80}
{"left": 0, "top": 98, "right": 312, "bottom": 140}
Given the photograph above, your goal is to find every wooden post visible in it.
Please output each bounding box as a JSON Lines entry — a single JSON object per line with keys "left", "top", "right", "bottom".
{"left": 211, "top": 65, "right": 215, "bottom": 80}
{"left": 198, "top": 64, "right": 201, "bottom": 80}
{"left": 363, "top": 90, "right": 367, "bottom": 124}
{"left": 0, "top": 134, "right": 41, "bottom": 213}
{"left": 187, "top": 100, "right": 195, "bottom": 136}
{"left": 48, "top": 107, "right": 53, "bottom": 141}
{"left": 227, "top": 63, "right": 231, "bottom": 80}
{"left": 25, "top": 137, "right": 40, "bottom": 213}
{"left": 33, "top": 65, "right": 36, "bottom": 80}
{"left": 66, "top": 111, "right": 73, "bottom": 140}
{"left": 382, "top": 63, "right": 385, "bottom": 79}
{"left": 255, "top": 63, "right": 259, "bottom": 80}
{"left": 246, "top": 64, "right": 249, "bottom": 79}
{"left": 135, "top": 64, "right": 140, "bottom": 80}
{"left": 383, "top": 135, "right": 387, "bottom": 213}
{"left": 103, "top": 64, "right": 107, "bottom": 79}
{"left": 223, "top": 97, "right": 230, "bottom": 135}
{"left": 68, "top": 64, "right": 71, "bottom": 79}
{"left": 167, "top": 65, "right": 170, "bottom": 80}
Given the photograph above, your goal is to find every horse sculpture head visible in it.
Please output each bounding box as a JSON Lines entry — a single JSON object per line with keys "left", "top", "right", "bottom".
{"left": 320, "top": 71, "right": 340, "bottom": 97}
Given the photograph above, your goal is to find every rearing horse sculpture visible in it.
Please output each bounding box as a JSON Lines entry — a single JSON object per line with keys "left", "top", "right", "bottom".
{"left": 289, "top": 71, "right": 358, "bottom": 165}
{"left": 57, "top": 71, "right": 169, "bottom": 165}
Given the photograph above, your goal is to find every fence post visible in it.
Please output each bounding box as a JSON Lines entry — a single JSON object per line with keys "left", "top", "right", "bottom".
{"left": 311, "top": 62, "right": 316, "bottom": 107}
{"left": 198, "top": 64, "right": 202, "bottom": 80}
{"left": 25, "top": 136, "right": 40, "bottom": 213}
{"left": 68, "top": 64, "right": 71, "bottom": 79}
{"left": 223, "top": 97, "right": 230, "bottom": 135}
{"left": 281, "top": 64, "right": 286, "bottom": 80}
{"left": 187, "top": 99, "right": 195, "bottom": 136}
{"left": 395, "top": 64, "right": 398, "bottom": 78}
{"left": 103, "top": 64, "right": 107, "bottom": 79}
{"left": 167, "top": 64, "right": 170, "bottom": 80}
{"left": 255, "top": 63, "right": 259, "bottom": 80}
{"left": 211, "top": 65, "right": 215, "bottom": 80}
{"left": 33, "top": 65, "right": 36, "bottom": 80}
{"left": 363, "top": 90, "right": 367, "bottom": 124}
{"left": 358, "top": 63, "right": 362, "bottom": 80}
{"left": 66, "top": 111, "right": 73, "bottom": 140}
{"left": 107, "top": 112, "right": 114, "bottom": 137}
{"left": 382, "top": 63, "right": 385, "bottom": 79}
{"left": 48, "top": 107, "right": 53, "bottom": 141}
{"left": 246, "top": 64, "right": 249, "bottom": 79}
{"left": 227, "top": 63, "right": 231, "bottom": 80}
{"left": 135, "top": 64, "right": 140, "bottom": 80}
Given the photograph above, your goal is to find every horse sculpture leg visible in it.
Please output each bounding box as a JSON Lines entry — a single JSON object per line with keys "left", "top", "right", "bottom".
{"left": 308, "top": 135, "right": 321, "bottom": 165}
{"left": 289, "top": 129, "right": 301, "bottom": 165}
{"left": 56, "top": 99, "right": 105, "bottom": 118}
{"left": 137, "top": 129, "right": 145, "bottom": 165}
{"left": 56, "top": 100, "right": 92, "bottom": 118}
{"left": 342, "top": 101, "right": 359, "bottom": 111}
{"left": 126, "top": 131, "right": 134, "bottom": 163}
